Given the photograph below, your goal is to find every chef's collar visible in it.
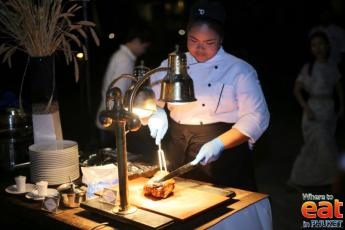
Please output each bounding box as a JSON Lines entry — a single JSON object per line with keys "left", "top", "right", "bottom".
{"left": 187, "top": 46, "right": 225, "bottom": 65}
{"left": 120, "top": 44, "right": 136, "bottom": 61}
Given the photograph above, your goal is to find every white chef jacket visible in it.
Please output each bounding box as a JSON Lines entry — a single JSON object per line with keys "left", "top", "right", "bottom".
{"left": 97, "top": 45, "right": 136, "bottom": 129}
{"left": 151, "top": 47, "right": 270, "bottom": 144}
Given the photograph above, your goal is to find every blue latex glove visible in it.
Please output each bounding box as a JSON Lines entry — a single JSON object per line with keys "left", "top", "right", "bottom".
{"left": 191, "top": 138, "right": 225, "bottom": 165}
{"left": 148, "top": 107, "right": 168, "bottom": 145}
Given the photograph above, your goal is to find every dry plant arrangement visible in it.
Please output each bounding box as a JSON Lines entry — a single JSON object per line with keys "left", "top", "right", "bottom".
{"left": 0, "top": 0, "right": 100, "bottom": 83}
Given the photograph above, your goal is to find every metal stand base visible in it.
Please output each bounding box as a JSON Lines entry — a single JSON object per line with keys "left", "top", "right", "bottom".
{"left": 81, "top": 198, "right": 174, "bottom": 229}
{"left": 112, "top": 205, "right": 137, "bottom": 215}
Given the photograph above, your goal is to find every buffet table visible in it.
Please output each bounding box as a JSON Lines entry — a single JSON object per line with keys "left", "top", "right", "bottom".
{"left": 0, "top": 176, "right": 272, "bottom": 230}
{"left": 209, "top": 198, "right": 272, "bottom": 230}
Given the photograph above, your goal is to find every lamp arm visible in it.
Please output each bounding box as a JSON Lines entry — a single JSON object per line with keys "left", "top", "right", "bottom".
{"left": 107, "top": 74, "right": 138, "bottom": 93}
{"left": 105, "top": 74, "right": 138, "bottom": 110}
{"left": 128, "top": 67, "right": 170, "bottom": 113}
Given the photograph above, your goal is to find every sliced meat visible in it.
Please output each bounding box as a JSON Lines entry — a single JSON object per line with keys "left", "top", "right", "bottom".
{"left": 143, "top": 170, "right": 175, "bottom": 199}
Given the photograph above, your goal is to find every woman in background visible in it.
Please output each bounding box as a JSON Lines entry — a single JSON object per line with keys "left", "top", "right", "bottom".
{"left": 289, "top": 31, "right": 344, "bottom": 189}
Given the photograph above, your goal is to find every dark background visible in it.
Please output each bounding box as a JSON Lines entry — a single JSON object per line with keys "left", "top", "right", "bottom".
{"left": 1, "top": 0, "right": 344, "bottom": 150}
{"left": 1, "top": 1, "right": 344, "bottom": 229}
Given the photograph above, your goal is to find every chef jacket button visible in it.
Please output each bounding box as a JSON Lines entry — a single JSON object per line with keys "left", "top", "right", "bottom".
{"left": 208, "top": 83, "right": 211, "bottom": 87}
{"left": 214, "top": 65, "right": 218, "bottom": 69}
{"left": 202, "top": 103, "right": 205, "bottom": 107}
{"left": 187, "top": 66, "right": 190, "bottom": 69}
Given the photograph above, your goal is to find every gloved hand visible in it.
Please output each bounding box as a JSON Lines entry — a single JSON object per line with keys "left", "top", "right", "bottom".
{"left": 148, "top": 107, "right": 168, "bottom": 145}
{"left": 191, "top": 138, "right": 224, "bottom": 165}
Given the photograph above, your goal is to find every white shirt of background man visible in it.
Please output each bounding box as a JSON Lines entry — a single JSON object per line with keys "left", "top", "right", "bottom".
{"left": 97, "top": 45, "right": 136, "bottom": 129}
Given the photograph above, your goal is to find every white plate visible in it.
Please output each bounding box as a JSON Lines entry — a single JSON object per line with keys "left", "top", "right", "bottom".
{"left": 5, "top": 184, "right": 35, "bottom": 195}
{"left": 29, "top": 141, "right": 77, "bottom": 152}
{"left": 25, "top": 188, "right": 59, "bottom": 201}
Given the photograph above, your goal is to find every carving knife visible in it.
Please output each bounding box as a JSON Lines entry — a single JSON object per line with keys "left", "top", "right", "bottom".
{"left": 154, "top": 162, "right": 198, "bottom": 183}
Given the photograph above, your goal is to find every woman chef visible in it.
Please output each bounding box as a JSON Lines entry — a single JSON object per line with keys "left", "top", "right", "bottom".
{"left": 148, "top": 0, "right": 270, "bottom": 191}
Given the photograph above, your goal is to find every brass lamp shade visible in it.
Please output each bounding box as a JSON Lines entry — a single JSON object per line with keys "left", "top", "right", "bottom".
{"left": 159, "top": 46, "right": 196, "bottom": 103}
{"left": 123, "top": 62, "right": 157, "bottom": 118}
{"left": 123, "top": 86, "right": 157, "bottom": 118}
{"left": 128, "top": 86, "right": 157, "bottom": 118}
{"left": 160, "top": 76, "right": 196, "bottom": 103}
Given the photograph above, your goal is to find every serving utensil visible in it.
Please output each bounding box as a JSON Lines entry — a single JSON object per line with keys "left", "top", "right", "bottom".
{"left": 154, "top": 162, "right": 198, "bottom": 183}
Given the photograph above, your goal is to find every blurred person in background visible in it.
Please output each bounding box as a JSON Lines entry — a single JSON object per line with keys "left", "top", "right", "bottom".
{"left": 310, "top": 7, "right": 345, "bottom": 74}
{"left": 288, "top": 31, "right": 344, "bottom": 191}
{"left": 96, "top": 25, "right": 151, "bottom": 147}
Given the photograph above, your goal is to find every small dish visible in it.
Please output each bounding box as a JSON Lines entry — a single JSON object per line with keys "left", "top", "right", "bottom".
{"left": 57, "top": 183, "right": 87, "bottom": 208}
{"left": 25, "top": 188, "right": 59, "bottom": 201}
{"left": 5, "top": 184, "right": 35, "bottom": 195}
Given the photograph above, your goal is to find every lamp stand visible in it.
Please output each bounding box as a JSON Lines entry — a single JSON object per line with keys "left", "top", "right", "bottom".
{"left": 112, "top": 120, "right": 137, "bottom": 214}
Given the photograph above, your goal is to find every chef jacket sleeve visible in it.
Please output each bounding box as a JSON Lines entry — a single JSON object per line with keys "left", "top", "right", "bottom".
{"left": 232, "top": 64, "right": 270, "bottom": 144}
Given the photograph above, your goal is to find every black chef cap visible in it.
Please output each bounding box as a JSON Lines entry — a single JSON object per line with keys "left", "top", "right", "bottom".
{"left": 189, "top": 0, "right": 226, "bottom": 25}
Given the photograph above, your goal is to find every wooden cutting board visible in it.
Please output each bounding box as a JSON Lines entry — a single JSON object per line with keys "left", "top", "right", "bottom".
{"left": 127, "top": 177, "right": 230, "bottom": 220}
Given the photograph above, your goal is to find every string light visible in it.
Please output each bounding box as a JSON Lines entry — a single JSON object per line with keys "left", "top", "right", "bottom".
{"left": 178, "top": 29, "right": 186, "bottom": 36}
{"left": 108, "top": 33, "right": 115, "bottom": 39}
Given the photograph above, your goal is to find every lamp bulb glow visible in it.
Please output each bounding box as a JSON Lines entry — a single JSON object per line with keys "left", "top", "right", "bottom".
{"left": 76, "top": 52, "right": 84, "bottom": 59}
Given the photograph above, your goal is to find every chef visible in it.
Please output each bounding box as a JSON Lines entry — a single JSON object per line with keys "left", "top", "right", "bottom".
{"left": 149, "top": 0, "right": 270, "bottom": 191}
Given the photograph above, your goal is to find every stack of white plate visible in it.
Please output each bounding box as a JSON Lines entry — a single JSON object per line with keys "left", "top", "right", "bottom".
{"left": 29, "top": 140, "right": 80, "bottom": 185}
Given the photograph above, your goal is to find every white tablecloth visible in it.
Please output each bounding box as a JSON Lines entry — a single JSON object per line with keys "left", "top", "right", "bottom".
{"left": 210, "top": 198, "right": 273, "bottom": 230}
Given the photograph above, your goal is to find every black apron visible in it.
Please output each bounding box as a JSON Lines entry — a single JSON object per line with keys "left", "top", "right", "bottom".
{"left": 163, "top": 118, "right": 257, "bottom": 191}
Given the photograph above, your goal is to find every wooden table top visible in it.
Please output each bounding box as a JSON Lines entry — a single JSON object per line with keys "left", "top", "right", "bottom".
{"left": 0, "top": 177, "right": 269, "bottom": 229}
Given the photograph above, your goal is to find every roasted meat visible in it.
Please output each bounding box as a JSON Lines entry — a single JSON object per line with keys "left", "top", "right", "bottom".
{"left": 143, "top": 170, "right": 175, "bottom": 199}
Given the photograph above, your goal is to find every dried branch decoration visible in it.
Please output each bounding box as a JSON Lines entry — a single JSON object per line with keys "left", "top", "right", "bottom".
{"left": 0, "top": 0, "right": 100, "bottom": 82}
